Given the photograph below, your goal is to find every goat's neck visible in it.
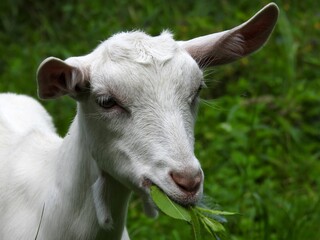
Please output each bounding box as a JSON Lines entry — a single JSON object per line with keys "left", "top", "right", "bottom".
{"left": 56, "top": 109, "right": 131, "bottom": 238}
{"left": 57, "top": 114, "right": 95, "bottom": 204}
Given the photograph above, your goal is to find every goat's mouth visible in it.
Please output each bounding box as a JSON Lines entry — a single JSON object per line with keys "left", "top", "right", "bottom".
{"left": 141, "top": 177, "right": 201, "bottom": 208}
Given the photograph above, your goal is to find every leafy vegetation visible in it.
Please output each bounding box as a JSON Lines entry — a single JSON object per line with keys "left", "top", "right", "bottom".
{"left": 1, "top": 0, "right": 319, "bottom": 239}
{"left": 151, "top": 185, "right": 236, "bottom": 240}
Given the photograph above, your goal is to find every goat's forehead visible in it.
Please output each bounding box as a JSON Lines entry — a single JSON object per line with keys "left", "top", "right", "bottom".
{"left": 95, "top": 30, "right": 178, "bottom": 64}
{"left": 90, "top": 31, "right": 203, "bottom": 95}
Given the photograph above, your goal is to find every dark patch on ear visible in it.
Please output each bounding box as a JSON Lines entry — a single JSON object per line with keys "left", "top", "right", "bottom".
{"left": 37, "top": 57, "right": 91, "bottom": 100}
{"left": 58, "top": 73, "right": 67, "bottom": 89}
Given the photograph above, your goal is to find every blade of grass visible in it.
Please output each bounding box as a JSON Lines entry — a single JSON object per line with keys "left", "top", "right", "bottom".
{"left": 190, "top": 207, "right": 202, "bottom": 240}
{"left": 196, "top": 207, "right": 237, "bottom": 216}
{"left": 34, "top": 203, "right": 45, "bottom": 240}
{"left": 150, "top": 185, "right": 191, "bottom": 222}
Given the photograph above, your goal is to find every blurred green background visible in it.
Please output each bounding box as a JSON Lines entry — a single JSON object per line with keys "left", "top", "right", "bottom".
{"left": 1, "top": 0, "right": 319, "bottom": 239}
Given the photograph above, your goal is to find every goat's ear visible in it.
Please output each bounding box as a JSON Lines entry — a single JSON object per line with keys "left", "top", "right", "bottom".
{"left": 180, "top": 3, "right": 279, "bottom": 67}
{"left": 37, "top": 57, "right": 89, "bottom": 99}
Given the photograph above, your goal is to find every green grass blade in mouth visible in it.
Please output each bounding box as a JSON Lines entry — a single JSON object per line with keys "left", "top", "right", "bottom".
{"left": 150, "top": 185, "right": 235, "bottom": 239}
{"left": 190, "top": 207, "right": 202, "bottom": 239}
{"left": 150, "top": 185, "right": 191, "bottom": 222}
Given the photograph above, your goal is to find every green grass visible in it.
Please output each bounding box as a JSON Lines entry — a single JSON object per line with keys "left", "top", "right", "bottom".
{"left": 1, "top": 0, "right": 319, "bottom": 239}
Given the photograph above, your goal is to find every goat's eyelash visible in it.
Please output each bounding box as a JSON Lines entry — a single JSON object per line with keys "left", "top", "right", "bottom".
{"left": 194, "top": 82, "right": 205, "bottom": 97}
{"left": 198, "top": 82, "right": 205, "bottom": 92}
{"left": 94, "top": 95, "right": 132, "bottom": 120}
{"left": 95, "top": 96, "right": 118, "bottom": 109}
{"left": 189, "top": 82, "right": 204, "bottom": 105}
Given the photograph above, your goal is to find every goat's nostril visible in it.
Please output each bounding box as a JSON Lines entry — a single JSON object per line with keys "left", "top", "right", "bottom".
{"left": 170, "top": 171, "right": 202, "bottom": 194}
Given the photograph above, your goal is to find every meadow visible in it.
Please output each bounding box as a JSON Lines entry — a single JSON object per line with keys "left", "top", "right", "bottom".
{"left": 1, "top": 0, "right": 319, "bottom": 239}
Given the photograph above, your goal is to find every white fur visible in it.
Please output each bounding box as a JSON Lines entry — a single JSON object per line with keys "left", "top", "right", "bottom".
{"left": 0, "top": 32, "right": 203, "bottom": 240}
{"left": 0, "top": 4, "right": 278, "bottom": 240}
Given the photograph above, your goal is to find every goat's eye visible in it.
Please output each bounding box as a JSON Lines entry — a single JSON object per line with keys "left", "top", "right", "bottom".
{"left": 196, "top": 84, "right": 203, "bottom": 95}
{"left": 96, "top": 97, "right": 117, "bottom": 109}
{"left": 191, "top": 85, "right": 203, "bottom": 103}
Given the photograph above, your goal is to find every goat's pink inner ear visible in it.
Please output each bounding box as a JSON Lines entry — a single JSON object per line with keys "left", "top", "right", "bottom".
{"left": 233, "top": 2, "right": 279, "bottom": 56}
{"left": 181, "top": 3, "right": 279, "bottom": 67}
{"left": 37, "top": 57, "right": 80, "bottom": 100}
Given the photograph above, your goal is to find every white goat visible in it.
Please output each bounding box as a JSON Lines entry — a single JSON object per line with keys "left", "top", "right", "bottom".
{"left": 0, "top": 4, "right": 278, "bottom": 240}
